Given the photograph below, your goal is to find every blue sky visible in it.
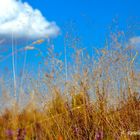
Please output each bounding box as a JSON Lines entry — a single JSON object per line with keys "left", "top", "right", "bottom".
{"left": 0, "top": 0, "right": 140, "bottom": 77}
{"left": 24, "top": 0, "right": 140, "bottom": 46}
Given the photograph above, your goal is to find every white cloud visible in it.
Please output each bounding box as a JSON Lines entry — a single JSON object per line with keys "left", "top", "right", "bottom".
{"left": 129, "top": 36, "right": 140, "bottom": 49}
{"left": 0, "top": 0, "right": 60, "bottom": 44}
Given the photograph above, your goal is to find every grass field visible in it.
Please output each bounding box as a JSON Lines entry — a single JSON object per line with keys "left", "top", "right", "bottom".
{"left": 0, "top": 32, "right": 140, "bottom": 140}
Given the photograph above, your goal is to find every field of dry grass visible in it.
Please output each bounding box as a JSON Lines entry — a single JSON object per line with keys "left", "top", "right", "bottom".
{"left": 0, "top": 32, "right": 140, "bottom": 140}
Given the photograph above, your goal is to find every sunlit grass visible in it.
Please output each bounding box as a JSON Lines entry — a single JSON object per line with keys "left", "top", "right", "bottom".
{"left": 0, "top": 31, "right": 140, "bottom": 140}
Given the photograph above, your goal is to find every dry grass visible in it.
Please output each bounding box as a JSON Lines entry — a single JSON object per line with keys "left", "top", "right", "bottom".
{"left": 0, "top": 31, "right": 140, "bottom": 140}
